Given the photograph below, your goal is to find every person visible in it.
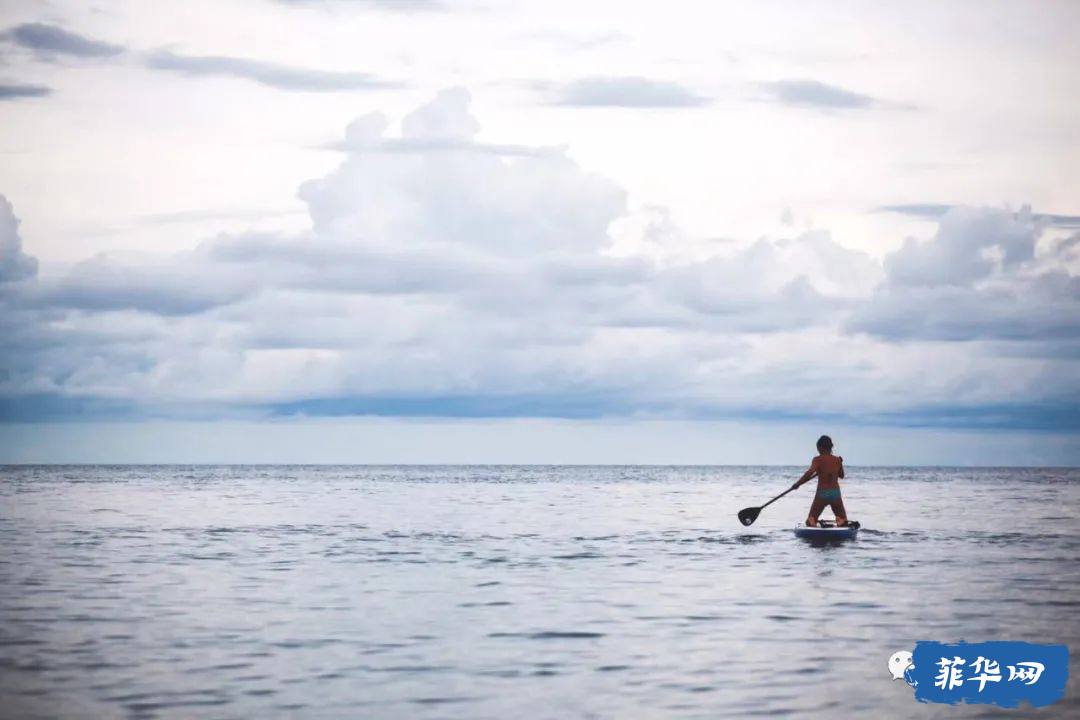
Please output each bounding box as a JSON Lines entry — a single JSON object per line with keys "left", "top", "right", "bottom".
{"left": 791, "top": 435, "right": 847, "bottom": 527}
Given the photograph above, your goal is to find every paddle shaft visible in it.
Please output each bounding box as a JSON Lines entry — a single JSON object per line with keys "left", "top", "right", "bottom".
{"left": 738, "top": 482, "right": 805, "bottom": 525}
{"left": 758, "top": 485, "right": 797, "bottom": 511}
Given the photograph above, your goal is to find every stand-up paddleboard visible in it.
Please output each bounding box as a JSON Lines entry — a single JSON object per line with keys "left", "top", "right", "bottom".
{"left": 793, "top": 520, "right": 860, "bottom": 540}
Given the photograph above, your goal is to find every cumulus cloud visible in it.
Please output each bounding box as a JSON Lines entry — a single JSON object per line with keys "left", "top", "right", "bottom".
{"left": 884, "top": 206, "right": 1037, "bottom": 287}
{"left": 653, "top": 232, "right": 880, "bottom": 332}
{"left": 0, "top": 195, "right": 38, "bottom": 282}
{"left": 849, "top": 206, "right": 1080, "bottom": 342}
{"left": 0, "top": 83, "right": 51, "bottom": 100}
{"left": 300, "top": 88, "right": 628, "bottom": 257}
{"left": 0, "top": 90, "right": 860, "bottom": 418}
{"left": 1, "top": 91, "right": 1076, "bottom": 430}
{"left": 757, "top": 79, "right": 877, "bottom": 109}
{"left": 145, "top": 50, "right": 398, "bottom": 92}
{"left": 547, "top": 77, "right": 709, "bottom": 108}
{"left": 4, "top": 22, "right": 123, "bottom": 59}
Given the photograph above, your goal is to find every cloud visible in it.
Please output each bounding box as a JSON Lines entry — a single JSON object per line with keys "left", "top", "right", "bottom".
{"left": 23, "top": 253, "right": 255, "bottom": 316}
{"left": 877, "top": 202, "right": 952, "bottom": 219}
{"left": 849, "top": 206, "right": 1080, "bottom": 342}
{"left": 757, "top": 79, "right": 877, "bottom": 109}
{"left": 651, "top": 231, "right": 879, "bottom": 333}
{"left": 546, "top": 77, "right": 709, "bottom": 108}
{"left": 0, "top": 90, "right": 854, "bottom": 418}
{"left": 4, "top": 22, "right": 123, "bottom": 59}
{"left": 144, "top": 50, "right": 399, "bottom": 92}
{"left": 868, "top": 399, "right": 1080, "bottom": 432}
{"left": 884, "top": 205, "right": 1038, "bottom": 287}
{"left": 0, "top": 195, "right": 38, "bottom": 282}
{"left": 324, "top": 90, "right": 563, "bottom": 157}
{"left": 0, "top": 83, "right": 50, "bottom": 100}
{"left": 879, "top": 203, "right": 1080, "bottom": 229}
{"left": 299, "top": 88, "right": 629, "bottom": 256}
{"left": 850, "top": 279, "right": 1080, "bottom": 343}
{"left": 1, "top": 91, "right": 1076, "bottom": 431}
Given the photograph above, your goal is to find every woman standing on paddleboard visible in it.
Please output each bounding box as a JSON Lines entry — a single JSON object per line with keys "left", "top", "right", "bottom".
{"left": 791, "top": 435, "right": 847, "bottom": 527}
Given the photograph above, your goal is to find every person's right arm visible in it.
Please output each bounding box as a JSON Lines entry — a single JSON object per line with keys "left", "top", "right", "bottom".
{"left": 792, "top": 457, "right": 819, "bottom": 490}
{"left": 838, "top": 456, "right": 845, "bottom": 479}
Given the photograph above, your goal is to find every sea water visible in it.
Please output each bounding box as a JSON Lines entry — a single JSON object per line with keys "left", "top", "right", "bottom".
{"left": 1, "top": 465, "right": 1078, "bottom": 719}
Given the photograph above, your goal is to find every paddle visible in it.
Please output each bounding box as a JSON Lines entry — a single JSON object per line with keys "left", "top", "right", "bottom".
{"left": 737, "top": 485, "right": 798, "bottom": 526}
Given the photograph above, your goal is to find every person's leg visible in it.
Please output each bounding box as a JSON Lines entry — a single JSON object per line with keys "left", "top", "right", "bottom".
{"left": 831, "top": 496, "right": 848, "bottom": 526}
{"left": 806, "top": 495, "right": 827, "bottom": 526}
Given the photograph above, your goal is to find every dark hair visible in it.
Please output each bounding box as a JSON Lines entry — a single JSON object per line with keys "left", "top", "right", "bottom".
{"left": 816, "top": 435, "right": 833, "bottom": 451}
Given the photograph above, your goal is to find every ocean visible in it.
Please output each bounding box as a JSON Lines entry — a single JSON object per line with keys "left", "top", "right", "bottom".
{"left": 1, "top": 465, "right": 1077, "bottom": 719}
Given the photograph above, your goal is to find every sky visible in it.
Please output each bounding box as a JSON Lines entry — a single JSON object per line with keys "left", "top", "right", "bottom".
{"left": 0, "top": 0, "right": 1078, "bottom": 465}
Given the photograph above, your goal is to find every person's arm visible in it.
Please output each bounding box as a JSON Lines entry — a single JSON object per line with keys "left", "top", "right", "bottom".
{"left": 838, "top": 456, "right": 845, "bottom": 479}
{"left": 792, "top": 457, "right": 819, "bottom": 490}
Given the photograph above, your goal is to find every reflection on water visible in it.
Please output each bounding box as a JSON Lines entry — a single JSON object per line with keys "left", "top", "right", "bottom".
{"left": 1, "top": 465, "right": 1078, "bottom": 718}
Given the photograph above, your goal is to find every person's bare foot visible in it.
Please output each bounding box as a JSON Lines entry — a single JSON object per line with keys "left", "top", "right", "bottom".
{"left": 805, "top": 517, "right": 818, "bottom": 527}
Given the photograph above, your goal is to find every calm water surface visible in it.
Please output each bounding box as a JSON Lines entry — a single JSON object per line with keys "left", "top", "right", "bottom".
{"left": 1, "top": 465, "right": 1078, "bottom": 719}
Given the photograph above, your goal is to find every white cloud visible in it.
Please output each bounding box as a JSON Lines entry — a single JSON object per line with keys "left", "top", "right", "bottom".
{"left": 884, "top": 206, "right": 1038, "bottom": 287}
{"left": 0, "top": 91, "right": 1077, "bottom": 434}
{"left": 851, "top": 206, "right": 1080, "bottom": 342}
{"left": 300, "top": 88, "right": 628, "bottom": 257}
{"left": 0, "top": 195, "right": 37, "bottom": 282}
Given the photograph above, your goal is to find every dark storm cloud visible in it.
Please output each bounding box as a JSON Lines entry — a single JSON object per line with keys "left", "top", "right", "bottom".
{"left": 145, "top": 50, "right": 399, "bottom": 92}
{"left": 0, "top": 83, "right": 50, "bottom": 100}
{"left": 5, "top": 23, "right": 123, "bottom": 58}
{"left": 758, "top": 79, "right": 877, "bottom": 109}
{"left": 549, "top": 77, "right": 709, "bottom": 108}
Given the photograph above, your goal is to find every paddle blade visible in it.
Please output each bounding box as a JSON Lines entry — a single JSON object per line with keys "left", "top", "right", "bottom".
{"left": 737, "top": 507, "right": 760, "bottom": 526}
